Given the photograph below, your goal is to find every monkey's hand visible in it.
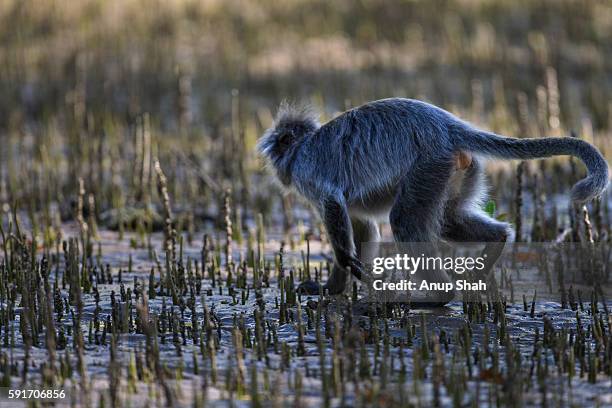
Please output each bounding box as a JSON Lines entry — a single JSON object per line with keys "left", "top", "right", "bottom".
{"left": 296, "top": 280, "right": 325, "bottom": 295}
{"left": 296, "top": 269, "right": 345, "bottom": 295}
{"left": 297, "top": 258, "right": 363, "bottom": 296}
{"left": 346, "top": 257, "right": 364, "bottom": 280}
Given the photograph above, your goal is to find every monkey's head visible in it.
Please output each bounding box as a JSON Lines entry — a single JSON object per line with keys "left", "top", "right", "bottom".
{"left": 258, "top": 101, "right": 320, "bottom": 186}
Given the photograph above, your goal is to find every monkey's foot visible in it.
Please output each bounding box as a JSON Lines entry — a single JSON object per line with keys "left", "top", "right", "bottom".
{"left": 297, "top": 280, "right": 344, "bottom": 296}
{"left": 408, "top": 289, "right": 456, "bottom": 308}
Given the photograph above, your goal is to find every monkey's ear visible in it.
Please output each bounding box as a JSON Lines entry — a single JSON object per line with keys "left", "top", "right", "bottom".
{"left": 277, "top": 130, "right": 294, "bottom": 147}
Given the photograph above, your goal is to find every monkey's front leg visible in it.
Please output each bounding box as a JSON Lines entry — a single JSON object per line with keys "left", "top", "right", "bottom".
{"left": 298, "top": 197, "right": 363, "bottom": 295}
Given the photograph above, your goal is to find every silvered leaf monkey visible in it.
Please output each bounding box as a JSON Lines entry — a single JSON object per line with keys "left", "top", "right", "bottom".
{"left": 258, "top": 98, "right": 609, "bottom": 296}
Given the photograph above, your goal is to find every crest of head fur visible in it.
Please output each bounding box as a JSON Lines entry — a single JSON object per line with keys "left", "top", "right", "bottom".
{"left": 273, "top": 100, "right": 320, "bottom": 130}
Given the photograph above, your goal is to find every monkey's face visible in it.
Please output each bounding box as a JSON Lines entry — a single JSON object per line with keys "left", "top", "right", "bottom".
{"left": 257, "top": 102, "right": 321, "bottom": 186}
{"left": 257, "top": 126, "right": 300, "bottom": 186}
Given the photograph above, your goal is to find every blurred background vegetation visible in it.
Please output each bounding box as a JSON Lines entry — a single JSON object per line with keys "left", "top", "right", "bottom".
{"left": 0, "top": 0, "right": 610, "bottom": 239}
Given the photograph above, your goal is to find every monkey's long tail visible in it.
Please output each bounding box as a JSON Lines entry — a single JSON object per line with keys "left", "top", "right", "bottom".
{"left": 452, "top": 125, "right": 609, "bottom": 203}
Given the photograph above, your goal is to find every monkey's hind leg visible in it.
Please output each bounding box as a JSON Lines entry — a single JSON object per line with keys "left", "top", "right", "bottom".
{"left": 389, "top": 158, "right": 454, "bottom": 242}
{"left": 443, "top": 158, "right": 512, "bottom": 278}
{"left": 442, "top": 211, "right": 511, "bottom": 277}
{"left": 389, "top": 159, "right": 456, "bottom": 306}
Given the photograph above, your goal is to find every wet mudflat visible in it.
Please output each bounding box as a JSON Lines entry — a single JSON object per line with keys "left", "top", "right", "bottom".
{"left": 1, "top": 224, "right": 610, "bottom": 408}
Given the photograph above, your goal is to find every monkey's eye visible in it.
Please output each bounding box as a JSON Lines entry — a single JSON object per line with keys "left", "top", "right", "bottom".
{"left": 278, "top": 131, "right": 293, "bottom": 147}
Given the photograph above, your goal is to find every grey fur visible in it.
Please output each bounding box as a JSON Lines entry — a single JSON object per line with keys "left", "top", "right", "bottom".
{"left": 258, "top": 98, "right": 609, "bottom": 295}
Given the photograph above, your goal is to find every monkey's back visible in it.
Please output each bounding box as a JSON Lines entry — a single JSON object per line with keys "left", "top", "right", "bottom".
{"left": 294, "top": 98, "right": 457, "bottom": 203}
